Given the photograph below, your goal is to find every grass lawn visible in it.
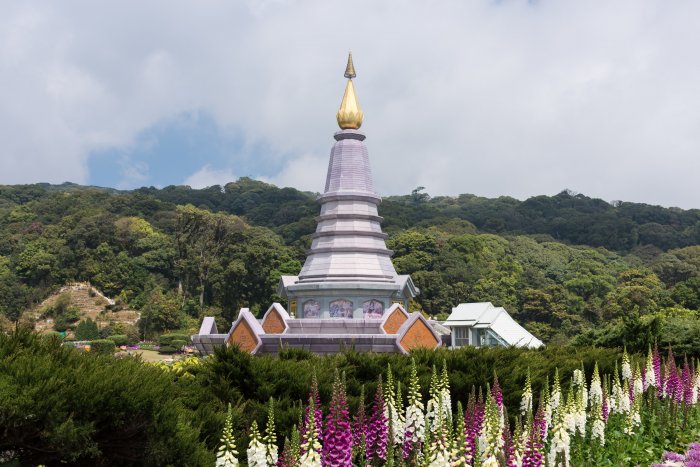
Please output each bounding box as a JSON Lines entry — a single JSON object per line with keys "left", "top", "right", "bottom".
{"left": 128, "top": 349, "right": 180, "bottom": 362}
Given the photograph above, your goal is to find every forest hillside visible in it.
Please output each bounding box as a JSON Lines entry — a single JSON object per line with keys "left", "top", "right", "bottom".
{"left": 1, "top": 180, "right": 699, "bottom": 349}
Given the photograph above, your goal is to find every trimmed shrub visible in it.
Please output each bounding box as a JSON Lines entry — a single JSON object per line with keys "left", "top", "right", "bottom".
{"left": 90, "top": 339, "right": 116, "bottom": 355}
{"left": 108, "top": 334, "right": 129, "bottom": 346}
{"left": 75, "top": 319, "right": 99, "bottom": 341}
{"left": 159, "top": 339, "right": 186, "bottom": 354}
{"left": 53, "top": 314, "right": 79, "bottom": 332}
{"left": 159, "top": 333, "right": 190, "bottom": 347}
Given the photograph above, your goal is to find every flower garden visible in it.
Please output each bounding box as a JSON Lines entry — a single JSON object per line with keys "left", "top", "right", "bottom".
{"left": 213, "top": 346, "right": 700, "bottom": 467}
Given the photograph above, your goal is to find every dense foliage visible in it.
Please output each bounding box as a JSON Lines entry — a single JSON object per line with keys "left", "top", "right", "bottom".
{"left": 5, "top": 331, "right": 699, "bottom": 466}
{"left": 0, "top": 330, "right": 212, "bottom": 465}
{"left": 226, "top": 347, "right": 700, "bottom": 466}
{"left": 1, "top": 181, "right": 700, "bottom": 345}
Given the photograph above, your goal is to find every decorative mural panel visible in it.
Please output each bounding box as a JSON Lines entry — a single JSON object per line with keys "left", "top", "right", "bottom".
{"left": 363, "top": 299, "right": 384, "bottom": 318}
{"left": 329, "top": 299, "right": 354, "bottom": 318}
{"left": 303, "top": 299, "right": 320, "bottom": 318}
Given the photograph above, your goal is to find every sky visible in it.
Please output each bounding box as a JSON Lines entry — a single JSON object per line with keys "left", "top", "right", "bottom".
{"left": 1, "top": 1, "right": 699, "bottom": 208}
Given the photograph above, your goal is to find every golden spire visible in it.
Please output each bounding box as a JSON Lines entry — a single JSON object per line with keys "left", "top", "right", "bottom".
{"left": 336, "top": 52, "right": 363, "bottom": 130}
{"left": 344, "top": 52, "right": 356, "bottom": 79}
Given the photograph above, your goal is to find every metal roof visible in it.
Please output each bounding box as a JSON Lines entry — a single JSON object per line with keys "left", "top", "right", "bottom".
{"left": 444, "top": 302, "right": 543, "bottom": 348}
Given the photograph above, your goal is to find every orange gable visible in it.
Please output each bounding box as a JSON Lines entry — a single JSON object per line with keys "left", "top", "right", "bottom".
{"left": 382, "top": 308, "right": 408, "bottom": 334}
{"left": 399, "top": 319, "right": 440, "bottom": 352}
{"left": 262, "top": 308, "right": 287, "bottom": 334}
{"left": 227, "top": 320, "right": 258, "bottom": 353}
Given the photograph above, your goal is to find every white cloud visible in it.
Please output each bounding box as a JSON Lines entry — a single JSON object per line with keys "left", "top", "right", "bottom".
{"left": 259, "top": 153, "right": 327, "bottom": 193}
{"left": 184, "top": 165, "right": 236, "bottom": 189}
{"left": 1, "top": 1, "right": 699, "bottom": 207}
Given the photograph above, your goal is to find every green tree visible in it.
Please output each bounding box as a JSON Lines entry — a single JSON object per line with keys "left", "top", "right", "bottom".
{"left": 175, "top": 205, "right": 246, "bottom": 308}
{"left": 75, "top": 319, "right": 99, "bottom": 341}
{"left": 138, "top": 287, "right": 184, "bottom": 339}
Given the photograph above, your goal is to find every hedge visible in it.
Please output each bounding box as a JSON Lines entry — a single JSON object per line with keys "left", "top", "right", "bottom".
{"left": 159, "top": 333, "right": 190, "bottom": 346}
{"left": 108, "top": 334, "right": 129, "bottom": 346}
{"left": 90, "top": 339, "right": 116, "bottom": 355}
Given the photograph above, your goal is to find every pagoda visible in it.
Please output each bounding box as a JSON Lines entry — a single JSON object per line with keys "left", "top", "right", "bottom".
{"left": 278, "top": 52, "right": 418, "bottom": 319}
{"left": 192, "top": 54, "right": 441, "bottom": 355}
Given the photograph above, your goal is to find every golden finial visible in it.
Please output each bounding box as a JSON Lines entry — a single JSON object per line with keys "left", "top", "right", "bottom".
{"left": 337, "top": 52, "right": 363, "bottom": 129}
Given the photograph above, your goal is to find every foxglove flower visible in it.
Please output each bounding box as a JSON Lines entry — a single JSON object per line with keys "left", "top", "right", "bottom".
{"left": 322, "top": 372, "right": 352, "bottom": 467}
{"left": 426, "top": 364, "right": 445, "bottom": 433}
{"left": 653, "top": 344, "right": 662, "bottom": 389}
{"left": 217, "top": 403, "right": 240, "bottom": 467}
{"left": 450, "top": 401, "right": 468, "bottom": 466}
{"left": 563, "top": 385, "right": 576, "bottom": 435}
{"left": 623, "top": 395, "right": 641, "bottom": 436}
{"left": 352, "top": 385, "right": 367, "bottom": 453}
{"left": 572, "top": 369, "right": 584, "bottom": 386}
{"left": 299, "top": 397, "right": 322, "bottom": 467}
{"left": 463, "top": 388, "right": 484, "bottom": 465}
{"left": 479, "top": 388, "right": 504, "bottom": 465}
{"left": 539, "top": 375, "right": 551, "bottom": 430}
{"left": 590, "top": 404, "right": 605, "bottom": 447}
{"left": 574, "top": 381, "right": 587, "bottom": 437}
{"left": 548, "top": 409, "right": 570, "bottom": 467}
{"left": 501, "top": 408, "right": 517, "bottom": 467}
{"left": 264, "top": 398, "right": 278, "bottom": 466}
{"left": 589, "top": 362, "right": 603, "bottom": 406}
{"left": 366, "top": 377, "right": 388, "bottom": 462}
{"left": 521, "top": 368, "right": 533, "bottom": 415}
{"left": 522, "top": 413, "right": 544, "bottom": 467}
{"left": 427, "top": 397, "right": 451, "bottom": 466}
{"left": 666, "top": 349, "right": 682, "bottom": 403}
{"left": 301, "top": 373, "right": 323, "bottom": 452}
{"left": 682, "top": 358, "right": 694, "bottom": 405}
{"left": 534, "top": 397, "right": 547, "bottom": 440}
{"left": 551, "top": 369, "right": 562, "bottom": 416}
{"left": 633, "top": 362, "right": 644, "bottom": 398}
{"left": 403, "top": 358, "right": 426, "bottom": 451}
{"left": 247, "top": 421, "right": 268, "bottom": 467}
{"left": 645, "top": 345, "right": 656, "bottom": 390}
{"left": 622, "top": 347, "right": 632, "bottom": 381}
{"left": 384, "top": 365, "right": 404, "bottom": 445}
{"left": 440, "top": 360, "right": 453, "bottom": 421}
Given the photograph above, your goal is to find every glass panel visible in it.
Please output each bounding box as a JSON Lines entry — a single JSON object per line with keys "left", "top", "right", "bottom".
{"left": 479, "top": 329, "right": 506, "bottom": 347}
{"left": 363, "top": 300, "right": 384, "bottom": 318}
{"left": 329, "top": 299, "right": 353, "bottom": 318}
{"left": 454, "top": 326, "right": 469, "bottom": 347}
